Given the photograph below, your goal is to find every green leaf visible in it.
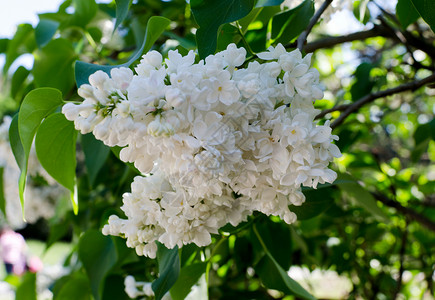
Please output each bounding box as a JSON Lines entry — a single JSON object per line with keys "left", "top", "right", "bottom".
{"left": 252, "top": 217, "right": 292, "bottom": 270}
{"left": 191, "top": 0, "right": 255, "bottom": 59}
{"left": 0, "top": 167, "right": 5, "bottom": 221}
{"left": 410, "top": 0, "right": 435, "bottom": 33}
{"left": 16, "top": 88, "right": 63, "bottom": 217}
{"left": 9, "top": 114, "right": 27, "bottom": 220}
{"left": 337, "top": 173, "right": 389, "bottom": 222}
{"left": 114, "top": 0, "right": 132, "bottom": 32}
{"left": 255, "top": 254, "right": 316, "bottom": 300}
{"left": 152, "top": 243, "right": 180, "bottom": 300}
{"left": 9, "top": 114, "right": 25, "bottom": 171}
{"left": 353, "top": 0, "right": 371, "bottom": 25}
{"left": 16, "top": 272, "right": 37, "bottom": 300}
{"left": 35, "top": 113, "right": 78, "bottom": 213}
{"left": 33, "top": 38, "right": 77, "bottom": 95}
{"left": 35, "top": 19, "right": 59, "bottom": 47}
{"left": 3, "top": 24, "right": 35, "bottom": 74}
{"left": 290, "top": 186, "right": 336, "bottom": 220}
{"left": 75, "top": 16, "right": 170, "bottom": 87}
{"left": 396, "top": 0, "right": 420, "bottom": 29}
{"left": 170, "top": 262, "right": 207, "bottom": 300}
{"left": 271, "top": 0, "right": 314, "bottom": 44}
{"left": 0, "top": 38, "right": 8, "bottom": 53}
{"left": 63, "top": 0, "right": 98, "bottom": 29}
{"left": 256, "top": 0, "right": 285, "bottom": 7}
{"left": 78, "top": 230, "right": 117, "bottom": 300}
{"left": 11, "top": 66, "right": 30, "bottom": 99}
{"left": 81, "top": 133, "right": 110, "bottom": 187}
{"left": 350, "top": 62, "right": 375, "bottom": 101}
{"left": 54, "top": 273, "right": 92, "bottom": 300}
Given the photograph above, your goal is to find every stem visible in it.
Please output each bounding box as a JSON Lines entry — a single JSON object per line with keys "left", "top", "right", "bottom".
{"left": 297, "top": 0, "right": 333, "bottom": 51}
{"left": 372, "top": 192, "right": 435, "bottom": 233}
{"left": 328, "top": 73, "right": 435, "bottom": 128}
{"left": 205, "top": 236, "right": 227, "bottom": 284}
{"left": 253, "top": 223, "right": 269, "bottom": 254}
{"left": 236, "top": 22, "right": 255, "bottom": 56}
{"left": 84, "top": 30, "right": 101, "bottom": 57}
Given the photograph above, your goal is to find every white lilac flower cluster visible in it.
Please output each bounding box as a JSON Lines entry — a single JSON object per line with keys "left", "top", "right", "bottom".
{"left": 63, "top": 43, "right": 341, "bottom": 258}
{"left": 124, "top": 276, "right": 156, "bottom": 299}
{"left": 0, "top": 117, "right": 66, "bottom": 229}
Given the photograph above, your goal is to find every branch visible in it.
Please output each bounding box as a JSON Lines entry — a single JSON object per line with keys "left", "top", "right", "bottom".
{"left": 328, "top": 73, "right": 435, "bottom": 128}
{"left": 299, "top": 22, "right": 435, "bottom": 59}
{"left": 297, "top": 0, "right": 333, "bottom": 51}
{"left": 372, "top": 192, "right": 435, "bottom": 232}
{"left": 300, "top": 26, "right": 384, "bottom": 52}
{"left": 315, "top": 104, "right": 348, "bottom": 120}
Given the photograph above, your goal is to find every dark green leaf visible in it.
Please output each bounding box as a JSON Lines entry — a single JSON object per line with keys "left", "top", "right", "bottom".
{"left": 290, "top": 187, "right": 336, "bottom": 220}
{"left": 255, "top": 254, "right": 316, "bottom": 300}
{"left": 256, "top": 0, "right": 285, "bottom": 7}
{"left": 217, "top": 24, "right": 239, "bottom": 52}
{"left": 54, "top": 273, "right": 92, "bottom": 300}
{"left": 0, "top": 167, "right": 5, "bottom": 221}
{"left": 35, "top": 19, "right": 59, "bottom": 47}
{"left": 180, "top": 243, "right": 200, "bottom": 267}
{"left": 411, "top": 139, "right": 430, "bottom": 162}
{"left": 11, "top": 66, "right": 30, "bottom": 99}
{"left": 410, "top": 0, "right": 435, "bottom": 33}
{"left": 3, "top": 24, "right": 35, "bottom": 74}
{"left": 81, "top": 133, "right": 110, "bottom": 187}
{"left": 396, "top": 0, "right": 420, "bottom": 29}
{"left": 35, "top": 113, "right": 77, "bottom": 212}
{"left": 191, "top": 0, "right": 255, "bottom": 58}
{"left": 0, "top": 38, "right": 8, "bottom": 53}
{"left": 152, "top": 243, "right": 180, "bottom": 300}
{"left": 411, "top": 118, "right": 435, "bottom": 161}
{"left": 78, "top": 229, "right": 117, "bottom": 300}
{"left": 75, "top": 16, "right": 170, "bottom": 87}
{"left": 33, "top": 38, "right": 77, "bottom": 95}
{"left": 102, "top": 275, "right": 130, "bottom": 300}
{"left": 350, "top": 62, "right": 375, "bottom": 101}
{"left": 111, "top": 236, "right": 140, "bottom": 269}
{"left": 271, "top": 0, "right": 314, "bottom": 44}
{"left": 252, "top": 217, "right": 292, "bottom": 270}
{"left": 17, "top": 88, "right": 63, "bottom": 216}
{"left": 170, "top": 262, "right": 207, "bottom": 300}
{"left": 46, "top": 218, "right": 71, "bottom": 250}
{"left": 16, "top": 272, "right": 37, "bottom": 300}
{"left": 114, "top": 0, "right": 132, "bottom": 32}
{"left": 336, "top": 173, "right": 389, "bottom": 221}
{"left": 414, "top": 118, "right": 435, "bottom": 144}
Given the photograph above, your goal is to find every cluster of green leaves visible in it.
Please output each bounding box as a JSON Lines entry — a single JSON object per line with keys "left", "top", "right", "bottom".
{"left": 1, "top": 0, "right": 435, "bottom": 299}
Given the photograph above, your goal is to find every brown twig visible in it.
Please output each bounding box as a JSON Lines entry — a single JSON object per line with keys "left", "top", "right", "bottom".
{"left": 301, "top": 26, "right": 386, "bottom": 52}
{"left": 327, "top": 73, "right": 435, "bottom": 128}
{"left": 372, "top": 192, "right": 435, "bottom": 232}
{"left": 298, "top": 22, "right": 435, "bottom": 59}
{"left": 297, "top": 0, "right": 333, "bottom": 51}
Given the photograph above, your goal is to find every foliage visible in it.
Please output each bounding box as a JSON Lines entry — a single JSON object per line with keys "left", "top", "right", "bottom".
{"left": 0, "top": 0, "right": 434, "bottom": 299}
